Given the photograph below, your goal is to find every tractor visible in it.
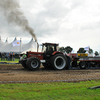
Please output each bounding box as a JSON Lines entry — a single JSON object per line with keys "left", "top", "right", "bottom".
{"left": 19, "top": 42, "right": 69, "bottom": 70}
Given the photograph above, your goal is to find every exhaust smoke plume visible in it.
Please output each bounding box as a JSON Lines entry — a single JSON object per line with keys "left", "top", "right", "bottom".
{"left": 0, "top": 0, "right": 37, "bottom": 42}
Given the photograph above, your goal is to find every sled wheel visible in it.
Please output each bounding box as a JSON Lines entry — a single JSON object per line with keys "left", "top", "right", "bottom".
{"left": 79, "top": 61, "right": 87, "bottom": 69}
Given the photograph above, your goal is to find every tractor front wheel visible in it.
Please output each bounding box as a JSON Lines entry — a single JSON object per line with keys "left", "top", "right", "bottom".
{"left": 21, "top": 61, "right": 27, "bottom": 68}
{"left": 20, "top": 60, "right": 27, "bottom": 69}
{"left": 26, "top": 57, "right": 40, "bottom": 70}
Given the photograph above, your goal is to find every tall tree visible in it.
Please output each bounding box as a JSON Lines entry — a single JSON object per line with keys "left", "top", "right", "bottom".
{"left": 77, "top": 48, "right": 86, "bottom": 53}
{"left": 65, "top": 46, "right": 73, "bottom": 53}
{"left": 88, "top": 48, "right": 93, "bottom": 54}
{"left": 94, "top": 51, "right": 99, "bottom": 56}
{"left": 58, "top": 47, "right": 65, "bottom": 53}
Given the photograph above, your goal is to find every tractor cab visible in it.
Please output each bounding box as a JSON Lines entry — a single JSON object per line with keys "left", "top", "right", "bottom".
{"left": 41, "top": 43, "right": 59, "bottom": 62}
{"left": 42, "top": 43, "right": 59, "bottom": 55}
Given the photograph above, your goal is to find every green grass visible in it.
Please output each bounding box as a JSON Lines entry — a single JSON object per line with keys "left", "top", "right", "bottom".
{"left": 0, "top": 58, "right": 19, "bottom": 63}
{"left": 0, "top": 80, "right": 100, "bottom": 100}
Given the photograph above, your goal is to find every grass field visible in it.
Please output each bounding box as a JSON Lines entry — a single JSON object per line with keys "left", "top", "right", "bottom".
{"left": 0, "top": 58, "right": 100, "bottom": 100}
{"left": 0, "top": 80, "right": 100, "bottom": 100}
{"left": 0, "top": 58, "right": 19, "bottom": 63}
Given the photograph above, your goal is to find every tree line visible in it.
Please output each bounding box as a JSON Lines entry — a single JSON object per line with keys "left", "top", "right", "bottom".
{"left": 58, "top": 46, "right": 99, "bottom": 56}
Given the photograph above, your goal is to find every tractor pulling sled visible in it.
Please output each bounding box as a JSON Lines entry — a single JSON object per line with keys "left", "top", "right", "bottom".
{"left": 19, "top": 42, "right": 100, "bottom": 71}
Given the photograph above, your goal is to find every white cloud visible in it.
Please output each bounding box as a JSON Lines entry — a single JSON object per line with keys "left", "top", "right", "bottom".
{"left": 0, "top": 0, "right": 100, "bottom": 52}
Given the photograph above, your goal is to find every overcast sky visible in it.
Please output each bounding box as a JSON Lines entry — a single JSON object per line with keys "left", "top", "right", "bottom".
{"left": 0, "top": 0, "right": 100, "bottom": 53}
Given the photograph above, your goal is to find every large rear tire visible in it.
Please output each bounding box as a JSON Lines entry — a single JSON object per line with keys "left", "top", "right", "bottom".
{"left": 50, "top": 54, "right": 67, "bottom": 70}
{"left": 26, "top": 57, "right": 40, "bottom": 71}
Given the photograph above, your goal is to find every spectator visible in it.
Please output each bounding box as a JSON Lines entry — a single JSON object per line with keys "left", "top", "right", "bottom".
{"left": 0, "top": 52, "right": 1, "bottom": 60}
{"left": 12, "top": 52, "right": 15, "bottom": 61}
{"left": 22, "top": 53, "right": 26, "bottom": 59}
{"left": 19, "top": 55, "right": 23, "bottom": 60}
{"left": 5, "top": 53, "right": 8, "bottom": 60}
{"left": 10, "top": 53, "right": 13, "bottom": 61}
{"left": 19, "top": 53, "right": 26, "bottom": 60}
{"left": 7, "top": 53, "right": 10, "bottom": 61}
{"left": 1, "top": 53, "right": 2, "bottom": 60}
{"left": 2, "top": 53, "right": 5, "bottom": 61}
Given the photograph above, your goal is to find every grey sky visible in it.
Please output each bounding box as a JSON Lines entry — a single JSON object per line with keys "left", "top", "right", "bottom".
{"left": 0, "top": 0, "right": 100, "bottom": 52}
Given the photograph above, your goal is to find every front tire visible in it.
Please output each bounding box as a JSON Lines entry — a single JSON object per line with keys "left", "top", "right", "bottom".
{"left": 20, "top": 60, "right": 27, "bottom": 68}
{"left": 50, "top": 54, "right": 67, "bottom": 70}
{"left": 26, "top": 57, "right": 40, "bottom": 70}
{"left": 21, "top": 61, "right": 27, "bottom": 68}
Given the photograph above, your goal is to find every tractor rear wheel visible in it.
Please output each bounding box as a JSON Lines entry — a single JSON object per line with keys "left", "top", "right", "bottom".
{"left": 26, "top": 57, "right": 40, "bottom": 70}
{"left": 50, "top": 54, "right": 67, "bottom": 70}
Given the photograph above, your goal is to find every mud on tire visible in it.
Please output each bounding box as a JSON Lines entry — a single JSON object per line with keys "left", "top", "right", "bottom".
{"left": 26, "top": 57, "right": 40, "bottom": 71}
{"left": 50, "top": 54, "right": 67, "bottom": 70}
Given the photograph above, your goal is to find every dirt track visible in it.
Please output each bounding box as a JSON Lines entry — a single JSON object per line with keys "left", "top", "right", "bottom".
{"left": 0, "top": 64, "right": 100, "bottom": 83}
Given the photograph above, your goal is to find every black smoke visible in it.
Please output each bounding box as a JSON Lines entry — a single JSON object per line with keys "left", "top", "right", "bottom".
{"left": 0, "top": 0, "right": 37, "bottom": 42}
